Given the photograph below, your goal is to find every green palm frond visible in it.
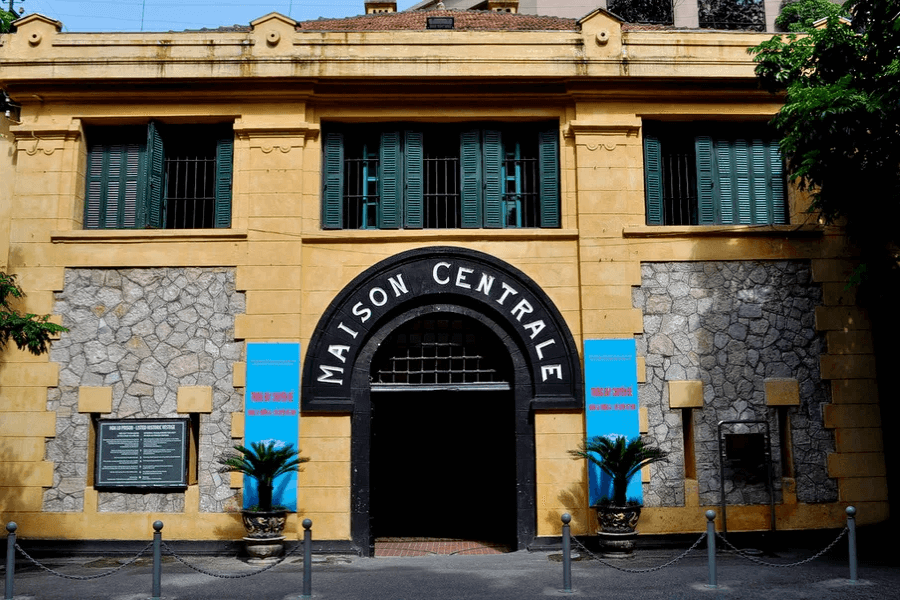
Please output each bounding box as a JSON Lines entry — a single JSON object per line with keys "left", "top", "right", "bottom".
{"left": 570, "top": 435, "right": 668, "bottom": 505}
{"left": 217, "top": 441, "right": 309, "bottom": 511}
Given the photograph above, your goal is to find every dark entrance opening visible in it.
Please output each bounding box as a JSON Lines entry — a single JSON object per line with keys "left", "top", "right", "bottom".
{"left": 368, "top": 315, "right": 517, "bottom": 544}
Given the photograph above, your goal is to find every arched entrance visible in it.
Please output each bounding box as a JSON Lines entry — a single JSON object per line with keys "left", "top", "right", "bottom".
{"left": 368, "top": 313, "right": 517, "bottom": 544}
{"left": 302, "top": 247, "right": 583, "bottom": 556}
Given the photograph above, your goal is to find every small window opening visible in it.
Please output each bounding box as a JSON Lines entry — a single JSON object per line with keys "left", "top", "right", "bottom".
{"left": 343, "top": 132, "right": 381, "bottom": 229}
{"left": 502, "top": 132, "right": 540, "bottom": 228}
{"left": 423, "top": 135, "right": 461, "bottom": 228}
{"left": 682, "top": 408, "right": 697, "bottom": 479}
{"left": 661, "top": 137, "right": 697, "bottom": 225}
{"left": 163, "top": 127, "right": 217, "bottom": 229}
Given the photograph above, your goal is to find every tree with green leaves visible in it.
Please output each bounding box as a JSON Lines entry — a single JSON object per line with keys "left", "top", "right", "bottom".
{"left": 0, "top": 272, "right": 68, "bottom": 356}
{"left": 218, "top": 441, "right": 309, "bottom": 512}
{"left": 776, "top": 0, "right": 849, "bottom": 32}
{"left": 0, "top": 8, "right": 15, "bottom": 33}
{"left": 751, "top": 0, "right": 900, "bottom": 527}
{"left": 751, "top": 0, "right": 900, "bottom": 279}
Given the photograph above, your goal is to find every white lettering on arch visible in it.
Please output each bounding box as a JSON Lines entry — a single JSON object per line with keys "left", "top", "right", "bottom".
{"left": 317, "top": 365, "right": 344, "bottom": 385}
{"left": 497, "top": 282, "right": 518, "bottom": 306}
{"left": 327, "top": 345, "right": 350, "bottom": 363}
{"left": 433, "top": 262, "right": 452, "bottom": 285}
{"left": 511, "top": 299, "right": 533, "bottom": 322}
{"left": 541, "top": 364, "right": 563, "bottom": 381}
{"left": 369, "top": 287, "right": 388, "bottom": 307}
{"left": 455, "top": 267, "right": 474, "bottom": 289}
{"left": 352, "top": 302, "right": 371, "bottom": 323}
{"left": 476, "top": 273, "right": 495, "bottom": 296}
{"left": 388, "top": 274, "right": 409, "bottom": 297}
{"left": 523, "top": 320, "right": 546, "bottom": 339}
{"left": 535, "top": 339, "right": 557, "bottom": 360}
{"left": 337, "top": 322, "right": 359, "bottom": 339}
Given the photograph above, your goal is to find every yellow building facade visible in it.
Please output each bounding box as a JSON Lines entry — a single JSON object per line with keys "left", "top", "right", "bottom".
{"left": 0, "top": 9, "right": 886, "bottom": 554}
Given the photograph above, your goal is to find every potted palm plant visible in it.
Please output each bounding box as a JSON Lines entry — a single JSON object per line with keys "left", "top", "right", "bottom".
{"left": 570, "top": 435, "right": 668, "bottom": 555}
{"left": 218, "top": 440, "right": 309, "bottom": 561}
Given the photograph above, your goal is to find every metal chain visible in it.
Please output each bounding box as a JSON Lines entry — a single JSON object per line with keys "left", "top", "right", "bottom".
{"left": 570, "top": 532, "right": 707, "bottom": 574}
{"left": 714, "top": 528, "right": 848, "bottom": 568}
{"left": 161, "top": 539, "right": 304, "bottom": 579}
{"left": 13, "top": 542, "right": 153, "bottom": 581}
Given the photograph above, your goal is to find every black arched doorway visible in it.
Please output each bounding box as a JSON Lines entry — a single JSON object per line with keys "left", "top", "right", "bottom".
{"left": 369, "top": 314, "right": 517, "bottom": 544}
{"left": 301, "top": 247, "right": 583, "bottom": 556}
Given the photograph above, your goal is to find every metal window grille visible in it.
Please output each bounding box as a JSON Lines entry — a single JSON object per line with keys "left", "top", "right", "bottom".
{"left": 371, "top": 317, "right": 510, "bottom": 391}
{"left": 502, "top": 155, "right": 539, "bottom": 227}
{"left": 698, "top": 0, "right": 765, "bottom": 32}
{"left": 344, "top": 155, "right": 380, "bottom": 229}
{"left": 661, "top": 149, "right": 698, "bottom": 225}
{"left": 164, "top": 134, "right": 217, "bottom": 229}
{"left": 423, "top": 136, "right": 461, "bottom": 228}
{"left": 423, "top": 155, "right": 460, "bottom": 228}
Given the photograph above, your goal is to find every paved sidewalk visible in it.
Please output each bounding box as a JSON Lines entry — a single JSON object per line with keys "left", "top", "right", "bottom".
{"left": 5, "top": 533, "right": 900, "bottom": 600}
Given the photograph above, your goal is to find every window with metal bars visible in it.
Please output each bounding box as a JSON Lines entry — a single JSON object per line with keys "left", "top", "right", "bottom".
{"left": 643, "top": 123, "right": 787, "bottom": 226}
{"left": 322, "top": 123, "right": 559, "bottom": 230}
{"left": 370, "top": 316, "right": 511, "bottom": 390}
{"left": 84, "top": 122, "right": 233, "bottom": 230}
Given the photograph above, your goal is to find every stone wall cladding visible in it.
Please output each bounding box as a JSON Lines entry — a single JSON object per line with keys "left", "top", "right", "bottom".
{"left": 45, "top": 268, "right": 245, "bottom": 513}
{"left": 633, "top": 261, "right": 836, "bottom": 507}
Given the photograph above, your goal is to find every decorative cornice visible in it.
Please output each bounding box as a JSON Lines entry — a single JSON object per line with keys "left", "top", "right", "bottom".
{"left": 233, "top": 122, "right": 320, "bottom": 143}
{"left": 565, "top": 122, "right": 640, "bottom": 138}
{"left": 622, "top": 224, "right": 825, "bottom": 238}
{"left": 10, "top": 121, "right": 82, "bottom": 155}
{"left": 51, "top": 229, "right": 249, "bottom": 243}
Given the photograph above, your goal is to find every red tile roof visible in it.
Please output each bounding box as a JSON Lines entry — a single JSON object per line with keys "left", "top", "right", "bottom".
{"left": 297, "top": 9, "right": 578, "bottom": 32}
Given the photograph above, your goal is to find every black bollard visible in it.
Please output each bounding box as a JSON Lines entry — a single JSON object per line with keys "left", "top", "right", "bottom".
{"left": 706, "top": 510, "right": 717, "bottom": 589}
{"left": 152, "top": 521, "right": 163, "bottom": 600}
{"left": 302, "top": 518, "right": 312, "bottom": 598}
{"left": 846, "top": 506, "right": 857, "bottom": 583}
{"left": 5, "top": 522, "right": 16, "bottom": 600}
{"left": 561, "top": 513, "right": 572, "bottom": 594}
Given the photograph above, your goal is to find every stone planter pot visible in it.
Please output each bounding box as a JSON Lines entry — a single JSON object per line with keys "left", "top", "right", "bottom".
{"left": 595, "top": 504, "right": 642, "bottom": 557}
{"left": 241, "top": 509, "right": 287, "bottom": 563}
{"left": 596, "top": 503, "right": 641, "bottom": 534}
{"left": 244, "top": 535, "right": 285, "bottom": 564}
{"left": 241, "top": 509, "right": 288, "bottom": 539}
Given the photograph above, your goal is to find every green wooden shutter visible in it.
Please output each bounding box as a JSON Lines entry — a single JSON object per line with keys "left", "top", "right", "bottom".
{"left": 146, "top": 122, "right": 165, "bottom": 228}
{"left": 214, "top": 127, "right": 234, "bottom": 229}
{"left": 538, "top": 128, "right": 560, "bottom": 228}
{"left": 716, "top": 135, "right": 788, "bottom": 225}
{"left": 322, "top": 132, "right": 344, "bottom": 229}
{"left": 695, "top": 136, "right": 717, "bottom": 224}
{"left": 643, "top": 132, "right": 663, "bottom": 225}
{"left": 379, "top": 131, "right": 401, "bottom": 229}
{"left": 84, "top": 128, "right": 146, "bottom": 229}
{"left": 732, "top": 139, "right": 751, "bottom": 224}
{"left": 483, "top": 129, "right": 503, "bottom": 228}
{"left": 84, "top": 143, "right": 108, "bottom": 229}
{"left": 460, "top": 129, "right": 482, "bottom": 228}
{"left": 404, "top": 130, "right": 424, "bottom": 229}
{"left": 766, "top": 139, "right": 787, "bottom": 224}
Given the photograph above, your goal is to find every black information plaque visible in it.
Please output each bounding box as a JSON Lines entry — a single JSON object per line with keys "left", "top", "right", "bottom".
{"left": 95, "top": 419, "right": 189, "bottom": 489}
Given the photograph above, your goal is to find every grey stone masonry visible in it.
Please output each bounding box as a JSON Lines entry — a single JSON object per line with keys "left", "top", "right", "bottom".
{"left": 633, "top": 261, "right": 837, "bottom": 507}
{"left": 45, "top": 268, "right": 245, "bottom": 513}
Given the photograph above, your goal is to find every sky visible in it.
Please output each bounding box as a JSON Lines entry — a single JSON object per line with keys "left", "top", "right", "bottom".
{"left": 7, "top": 0, "right": 422, "bottom": 32}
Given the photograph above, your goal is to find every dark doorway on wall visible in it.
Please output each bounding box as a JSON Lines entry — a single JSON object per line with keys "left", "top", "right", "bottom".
{"left": 368, "top": 315, "right": 517, "bottom": 545}
{"left": 370, "top": 389, "right": 517, "bottom": 543}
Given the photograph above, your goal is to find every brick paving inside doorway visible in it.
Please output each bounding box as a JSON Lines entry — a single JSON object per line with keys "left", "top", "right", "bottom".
{"left": 374, "top": 538, "right": 512, "bottom": 556}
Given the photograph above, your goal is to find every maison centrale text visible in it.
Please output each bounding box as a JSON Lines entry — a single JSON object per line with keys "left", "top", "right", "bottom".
{"left": 315, "top": 260, "right": 567, "bottom": 387}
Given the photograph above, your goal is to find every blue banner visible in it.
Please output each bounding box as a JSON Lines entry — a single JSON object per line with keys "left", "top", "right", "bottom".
{"left": 584, "top": 339, "right": 641, "bottom": 506}
{"left": 244, "top": 343, "right": 301, "bottom": 511}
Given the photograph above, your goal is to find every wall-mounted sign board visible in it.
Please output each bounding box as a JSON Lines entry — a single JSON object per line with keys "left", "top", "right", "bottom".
{"left": 95, "top": 419, "right": 189, "bottom": 489}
